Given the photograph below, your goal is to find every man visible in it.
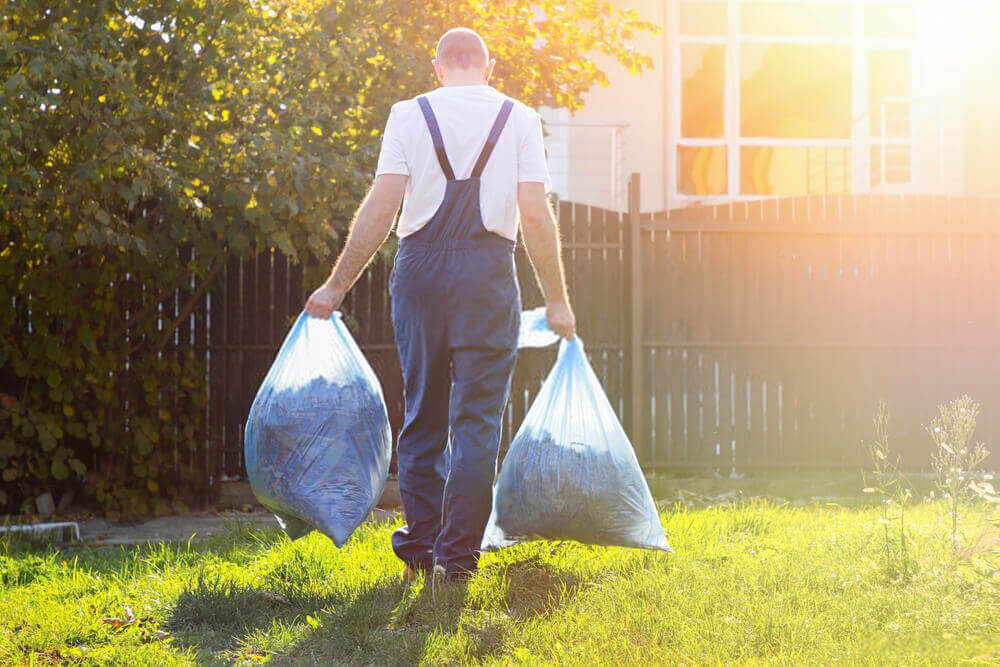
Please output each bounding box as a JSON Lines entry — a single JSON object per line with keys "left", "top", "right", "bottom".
{"left": 304, "top": 28, "right": 575, "bottom": 581}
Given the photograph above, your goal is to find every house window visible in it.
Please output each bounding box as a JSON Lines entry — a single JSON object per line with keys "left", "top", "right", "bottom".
{"left": 679, "top": 146, "right": 728, "bottom": 195}
{"left": 868, "top": 49, "right": 910, "bottom": 136}
{"left": 740, "top": 43, "right": 852, "bottom": 139}
{"left": 681, "top": 44, "right": 725, "bottom": 137}
{"left": 864, "top": 3, "right": 914, "bottom": 38}
{"left": 672, "top": 0, "right": 915, "bottom": 202}
{"left": 741, "top": 145, "right": 852, "bottom": 195}
{"left": 740, "top": 2, "right": 850, "bottom": 37}
{"left": 680, "top": 1, "right": 728, "bottom": 34}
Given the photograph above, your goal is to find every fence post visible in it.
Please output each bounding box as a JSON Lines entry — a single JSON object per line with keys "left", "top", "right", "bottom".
{"left": 627, "top": 173, "right": 644, "bottom": 454}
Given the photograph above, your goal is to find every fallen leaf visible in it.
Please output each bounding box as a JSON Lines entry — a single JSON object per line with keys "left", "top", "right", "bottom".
{"left": 259, "top": 591, "right": 287, "bottom": 604}
{"left": 155, "top": 630, "right": 170, "bottom": 641}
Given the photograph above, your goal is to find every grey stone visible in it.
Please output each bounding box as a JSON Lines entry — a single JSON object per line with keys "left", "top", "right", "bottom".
{"left": 57, "top": 489, "right": 76, "bottom": 513}
{"left": 35, "top": 492, "right": 55, "bottom": 519}
{"left": 218, "top": 480, "right": 258, "bottom": 509}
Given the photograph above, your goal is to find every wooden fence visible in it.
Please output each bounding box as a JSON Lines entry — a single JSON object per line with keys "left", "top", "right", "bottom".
{"left": 629, "top": 178, "right": 1000, "bottom": 471}
{"left": 197, "top": 176, "right": 998, "bottom": 494}
{"left": 201, "top": 200, "right": 629, "bottom": 481}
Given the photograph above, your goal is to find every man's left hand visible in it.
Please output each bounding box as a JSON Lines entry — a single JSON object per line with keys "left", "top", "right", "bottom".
{"left": 304, "top": 282, "right": 346, "bottom": 319}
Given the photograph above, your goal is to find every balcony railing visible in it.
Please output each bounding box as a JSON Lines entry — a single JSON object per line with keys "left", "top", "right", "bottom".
{"left": 854, "top": 95, "right": 963, "bottom": 196}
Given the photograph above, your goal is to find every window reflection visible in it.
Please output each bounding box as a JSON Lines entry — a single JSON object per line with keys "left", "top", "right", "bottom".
{"left": 741, "top": 145, "right": 851, "bottom": 195}
{"left": 871, "top": 145, "right": 911, "bottom": 186}
{"left": 682, "top": 44, "right": 726, "bottom": 138}
{"left": 864, "top": 4, "right": 915, "bottom": 39}
{"left": 680, "top": 2, "right": 727, "bottom": 36}
{"left": 741, "top": 2, "right": 850, "bottom": 37}
{"left": 741, "top": 44, "right": 852, "bottom": 138}
{"left": 869, "top": 50, "right": 910, "bottom": 137}
{"left": 679, "top": 146, "right": 727, "bottom": 195}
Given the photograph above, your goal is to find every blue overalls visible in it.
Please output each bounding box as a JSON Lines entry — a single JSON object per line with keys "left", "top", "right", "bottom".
{"left": 389, "top": 96, "right": 520, "bottom": 576}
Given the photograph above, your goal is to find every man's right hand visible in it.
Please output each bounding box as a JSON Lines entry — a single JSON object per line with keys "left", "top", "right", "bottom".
{"left": 546, "top": 300, "right": 576, "bottom": 340}
{"left": 304, "top": 282, "right": 346, "bottom": 319}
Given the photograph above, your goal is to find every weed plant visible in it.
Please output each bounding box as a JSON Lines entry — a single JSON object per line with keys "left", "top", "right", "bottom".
{"left": 926, "top": 396, "right": 991, "bottom": 548}
{"left": 862, "top": 402, "right": 915, "bottom": 580}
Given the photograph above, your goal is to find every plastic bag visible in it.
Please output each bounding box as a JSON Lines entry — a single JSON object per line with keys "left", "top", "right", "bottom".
{"left": 244, "top": 312, "right": 392, "bottom": 546}
{"left": 517, "top": 306, "right": 561, "bottom": 349}
{"left": 483, "top": 334, "right": 671, "bottom": 552}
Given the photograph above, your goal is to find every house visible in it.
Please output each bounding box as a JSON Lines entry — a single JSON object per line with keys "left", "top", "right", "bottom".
{"left": 542, "top": 0, "right": 1000, "bottom": 212}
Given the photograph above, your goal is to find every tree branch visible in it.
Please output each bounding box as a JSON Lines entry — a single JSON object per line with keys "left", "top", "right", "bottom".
{"left": 142, "top": 261, "right": 223, "bottom": 357}
{"left": 30, "top": 249, "right": 95, "bottom": 282}
{"left": 112, "top": 268, "right": 197, "bottom": 339}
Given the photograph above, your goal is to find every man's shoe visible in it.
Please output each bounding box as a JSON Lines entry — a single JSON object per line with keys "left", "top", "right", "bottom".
{"left": 430, "top": 564, "right": 447, "bottom": 600}
{"left": 443, "top": 567, "right": 474, "bottom": 583}
{"left": 431, "top": 564, "right": 474, "bottom": 585}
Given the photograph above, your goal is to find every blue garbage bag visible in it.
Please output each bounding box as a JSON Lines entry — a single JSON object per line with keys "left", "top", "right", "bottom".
{"left": 516, "top": 306, "right": 561, "bottom": 349}
{"left": 483, "top": 328, "right": 671, "bottom": 552}
{"left": 244, "top": 312, "right": 392, "bottom": 546}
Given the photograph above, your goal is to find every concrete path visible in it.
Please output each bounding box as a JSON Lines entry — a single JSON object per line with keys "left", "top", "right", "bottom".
{"left": 76, "top": 508, "right": 399, "bottom": 547}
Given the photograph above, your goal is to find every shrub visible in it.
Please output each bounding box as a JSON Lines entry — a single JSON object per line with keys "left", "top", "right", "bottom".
{"left": 0, "top": 1, "right": 656, "bottom": 513}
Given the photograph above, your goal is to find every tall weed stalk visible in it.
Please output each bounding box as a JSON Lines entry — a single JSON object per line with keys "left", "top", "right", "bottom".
{"left": 926, "top": 396, "right": 991, "bottom": 549}
{"left": 863, "top": 402, "right": 915, "bottom": 580}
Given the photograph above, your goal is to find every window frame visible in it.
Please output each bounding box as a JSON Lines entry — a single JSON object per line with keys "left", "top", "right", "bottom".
{"left": 669, "top": 0, "right": 917, "bottom": 205}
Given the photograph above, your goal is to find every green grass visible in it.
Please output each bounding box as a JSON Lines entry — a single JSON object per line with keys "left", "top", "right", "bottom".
{"left": 1, "top": 497, "right": 997, "bottom": 665}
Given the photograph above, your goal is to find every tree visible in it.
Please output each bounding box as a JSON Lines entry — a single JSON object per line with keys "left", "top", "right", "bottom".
{"left": 0, "top": 0, "right": 657, "bottom": 513}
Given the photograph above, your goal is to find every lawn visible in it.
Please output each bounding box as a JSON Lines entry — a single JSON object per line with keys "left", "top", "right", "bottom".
{"left": 1, "top": 486, "right": 997, "bottom": 665}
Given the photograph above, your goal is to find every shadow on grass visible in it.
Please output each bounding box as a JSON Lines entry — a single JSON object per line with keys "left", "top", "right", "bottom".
{"left": 166, "top": 575, "right": 340, "bottom": 654}
{"left": 166, "top": 553, "right": 585, "bottom": 664}
{"left": 488, "top": 555, "right": 585, "bottom": 621}
{"left": 166, "top": 574, "right": 493, "bottom": 664}
{"left": 282, "top": 576, "right": 509, "bottom": 665}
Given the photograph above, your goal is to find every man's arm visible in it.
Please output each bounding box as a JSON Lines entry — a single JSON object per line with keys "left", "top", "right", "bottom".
{"left": 304, "top": 174, "right": 407, "bottom": 318}
{"left": 517, "top": 181, "right": 576, "bottom": 339}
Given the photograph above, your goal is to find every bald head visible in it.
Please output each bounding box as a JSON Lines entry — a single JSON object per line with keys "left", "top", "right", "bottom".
{"left": 435, "top": 28, "right": 489, "bottom": 70}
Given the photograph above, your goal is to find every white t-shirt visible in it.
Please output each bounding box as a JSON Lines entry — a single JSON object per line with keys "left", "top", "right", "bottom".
{"left": 375, "top": 85, "right": 551, "bottom": 241}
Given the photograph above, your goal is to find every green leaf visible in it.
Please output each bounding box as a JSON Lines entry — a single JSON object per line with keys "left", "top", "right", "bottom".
{"left": 38, "top": 428, "right": 58, "bottom": 452}
{"left": 80, "top": 328, "right": 97, "bottom": 353}
{"left": 51, "top": 459, "right": 69, "bottom": 480}
{"left": 135, "top": 433, "right": 153, "bottom": 457}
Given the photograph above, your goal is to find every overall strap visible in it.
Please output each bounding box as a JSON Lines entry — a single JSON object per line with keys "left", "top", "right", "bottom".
{"left": 416, "top": 96, "right": 455, "bottom": 181}
{"left": 470, "top": 99, "right": 515, "bottom": 178}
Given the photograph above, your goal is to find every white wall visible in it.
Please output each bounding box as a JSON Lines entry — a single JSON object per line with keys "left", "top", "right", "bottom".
{"left": 543, "top": 0, "right": 668, "bottom": 212}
